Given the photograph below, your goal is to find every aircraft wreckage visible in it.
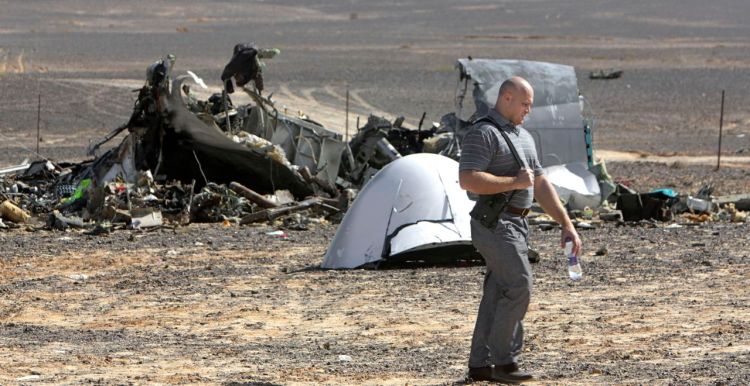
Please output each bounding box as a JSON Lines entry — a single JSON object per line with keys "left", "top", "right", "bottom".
{"left": 323, "top": 59, "right": 609, "bottom": 268}
{"left": 4, "top": 48, "right": 741, "bottom": 266}
{"left": 0, "top": 49, "right": 625, "bottom": 248}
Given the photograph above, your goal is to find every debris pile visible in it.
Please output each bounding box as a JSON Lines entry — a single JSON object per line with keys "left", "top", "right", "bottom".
{"left": 0, "top": 48, "right": 350, "bottom": 232}
{"left": 339, "top": 113, "right": 469, "bottom": 186}
{"left": 1, "top": 53, "right": 747, "bottom": 237}
{"left": 533, "top": 182, "right": 750, "bottom": 229}
{"left": 0, "top": 166, "right": 340, "bottom": 232}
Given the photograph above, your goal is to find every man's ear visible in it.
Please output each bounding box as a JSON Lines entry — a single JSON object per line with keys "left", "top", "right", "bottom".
{"left": 501, "top": 91, "right": 512, "bottom": 102}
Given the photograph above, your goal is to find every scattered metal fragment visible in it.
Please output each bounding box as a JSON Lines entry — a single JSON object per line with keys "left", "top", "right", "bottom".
{"left": 715, "top": 194, "right": 750, "bottom": 211}
{"left": 47, "top": 210, "right": 86, "bottom": 230}
{"left": 599, "top": 210, "right": 624, "bottom": 222}
{"left": 589, "top": 69, "right": 623, "bottom": 79}
{"left": 240, "top": 197, "right": 337, "bottom": 225}
{"left": 229, "top": 182, "right": 279, "bottom": 209}
{"left": 0, "top": 161, "right": 31, "bottom": 176}
{"left": 130, "top": 208, "right": 163, "bottom": 229}
{"left": 0, "top": 199, "right": 31, "bottom": 223}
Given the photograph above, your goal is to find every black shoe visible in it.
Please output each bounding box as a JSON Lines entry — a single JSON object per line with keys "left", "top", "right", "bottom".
{"left": 468, "top": 366, "right": 494, "bottom": 382}
{"left": 495, "top": 363, "right": 533, "bottom": 383}
{"left": 468, "top": 363, "right": 533, "bottom": 384}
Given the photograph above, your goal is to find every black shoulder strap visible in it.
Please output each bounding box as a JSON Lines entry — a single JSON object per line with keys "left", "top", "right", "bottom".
{"left": 468, "top": 117, "right": 526, "bottom": 224}
{"left": 473, "top": 117, "right": 526, "bottom": 168}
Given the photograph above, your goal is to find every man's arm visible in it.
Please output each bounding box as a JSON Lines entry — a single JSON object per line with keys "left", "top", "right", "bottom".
{"left": 459, "top": 169, "right": 534, "bottom": 195}
{"left": 533, "top": 174, "right": 582, "bottom": 255}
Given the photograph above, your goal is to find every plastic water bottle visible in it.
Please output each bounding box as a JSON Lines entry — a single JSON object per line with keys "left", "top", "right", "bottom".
{"left": 564, "top": 240, "right": 583, "bottom": 281}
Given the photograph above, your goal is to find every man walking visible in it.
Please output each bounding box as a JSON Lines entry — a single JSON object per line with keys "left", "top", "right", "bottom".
{"left": 459, "top": 76, "right": 582, "bottom": 383}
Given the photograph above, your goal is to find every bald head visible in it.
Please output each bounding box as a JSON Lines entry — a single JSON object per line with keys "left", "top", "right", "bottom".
{"left": 498, "top": 76, "right": 533, "bottom": 100}
{"left": 495, "top": 76, "right": 534, "bottom": 125}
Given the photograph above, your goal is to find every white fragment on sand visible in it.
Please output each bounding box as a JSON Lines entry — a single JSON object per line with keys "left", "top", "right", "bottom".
{"left": 17, "top": 375, "right": 41, "bottom": 381}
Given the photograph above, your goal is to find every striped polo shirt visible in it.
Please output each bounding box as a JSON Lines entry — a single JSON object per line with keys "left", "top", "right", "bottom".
{"left": 458, "top": 109, "right": 544, "bottom": 209}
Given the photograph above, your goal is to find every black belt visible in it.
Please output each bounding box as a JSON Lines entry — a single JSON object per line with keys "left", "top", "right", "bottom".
{"left": 505, "top": 206, "right": 530, "bottom": 217}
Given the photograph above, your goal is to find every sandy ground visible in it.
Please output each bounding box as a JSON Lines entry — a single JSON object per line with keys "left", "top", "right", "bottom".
{"left": 0, "top": 221, "right": 748, "bottom": 385}
{"left": 1, "top": 1, "right": 750, "bottom": 384}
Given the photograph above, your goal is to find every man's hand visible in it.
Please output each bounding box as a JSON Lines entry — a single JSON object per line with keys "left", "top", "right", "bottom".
{"left": 561, "top": 225, "right": 582, "bottom": 256}
{"left": 514, "top": 168, "right": 534, "bottom": 189}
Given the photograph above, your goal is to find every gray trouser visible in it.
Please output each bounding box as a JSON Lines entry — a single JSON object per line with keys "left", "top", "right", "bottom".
{"left": 468, "top": 213, "right": 533, "bottom": 367}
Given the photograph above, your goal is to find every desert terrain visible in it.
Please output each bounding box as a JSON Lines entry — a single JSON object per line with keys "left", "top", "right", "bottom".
{"left": 1, "top": 0, "right": 749, "bottom": 384}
